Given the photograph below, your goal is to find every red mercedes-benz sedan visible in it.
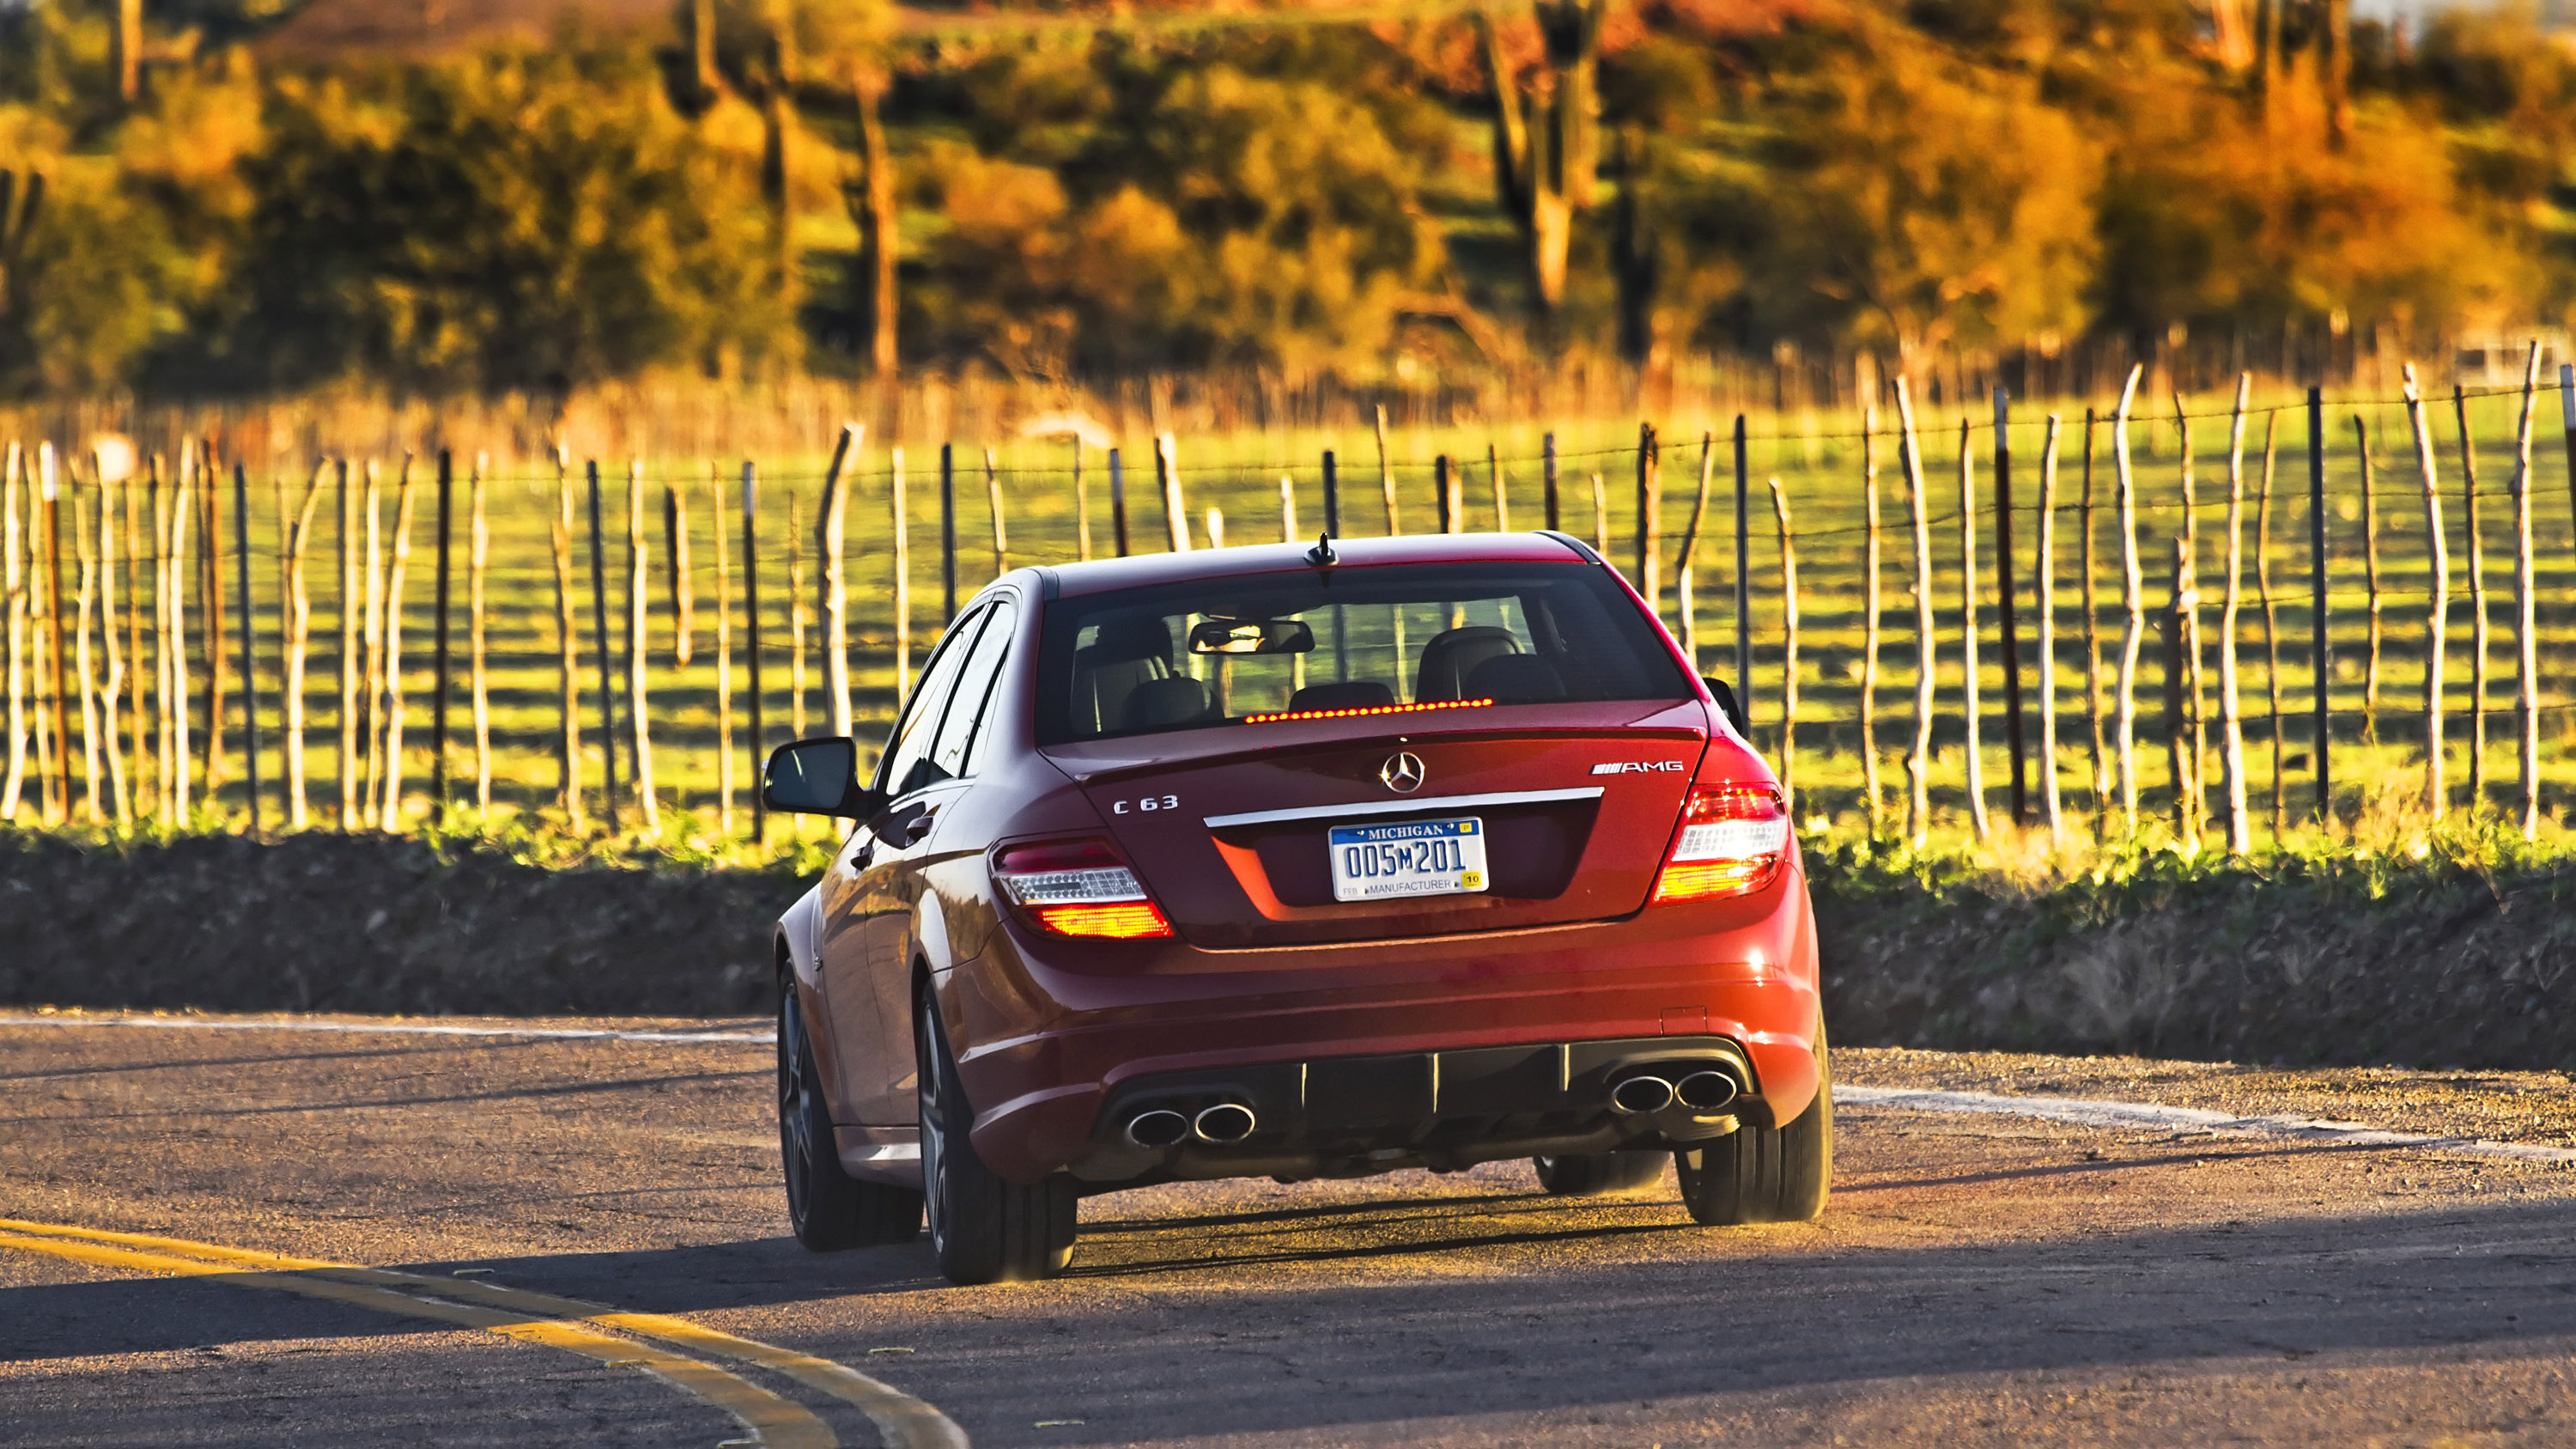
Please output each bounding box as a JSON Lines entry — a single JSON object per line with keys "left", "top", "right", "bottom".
{"left": 761, "top": 530, "right": 1828, "bottom": 1283}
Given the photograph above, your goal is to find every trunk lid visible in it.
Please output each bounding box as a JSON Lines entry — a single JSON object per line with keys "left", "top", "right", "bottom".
{"left": 1046, "top": 700, "right": 1710, "bottom": 947}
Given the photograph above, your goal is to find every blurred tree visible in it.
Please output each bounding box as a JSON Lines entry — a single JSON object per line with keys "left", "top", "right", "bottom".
{"left": 224, "top": 46, "right": 781, "bottom": 395}
{"left": 1734, "top": 32, "right": 2099, "bottom": 371}
{"left": 1473, "top": 2, "right": 1607, "bottom": 320}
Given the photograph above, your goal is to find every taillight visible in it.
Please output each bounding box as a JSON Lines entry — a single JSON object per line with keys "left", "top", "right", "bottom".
{"left": 1650, "top": 783, "right": 1789, "bottom": 904}
{"left": 993, "top": 838, "right": 1175, "bottom": 939}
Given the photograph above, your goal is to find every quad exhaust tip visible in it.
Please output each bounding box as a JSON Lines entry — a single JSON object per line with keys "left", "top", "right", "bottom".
{"left": 1609, "top": 1075, "right": 1676, "bottom": 1114}
{"left": 1125, "top": 1109, "right": 1190, "bottom": 1148}
{"left": 1193, "top": 1103, "right": 1258, "bottom": 1144}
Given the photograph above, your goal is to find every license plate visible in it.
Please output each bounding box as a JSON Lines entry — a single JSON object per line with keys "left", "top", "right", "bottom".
{"left": 1327, "top": 818, "right": 1489, "bottom": 902}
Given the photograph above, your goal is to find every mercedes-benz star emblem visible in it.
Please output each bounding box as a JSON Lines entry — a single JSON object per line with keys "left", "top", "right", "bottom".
{"left": 1379, "top": 752, "right": 1426, "bottom": 794}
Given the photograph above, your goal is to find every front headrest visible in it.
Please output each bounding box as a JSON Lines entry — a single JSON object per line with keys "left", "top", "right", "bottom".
{"left": 1465, "top": 654, "right": 1565, "bottom": 703}
{"left": 1416, "top": 625, "right": 1521, "bottom": 701}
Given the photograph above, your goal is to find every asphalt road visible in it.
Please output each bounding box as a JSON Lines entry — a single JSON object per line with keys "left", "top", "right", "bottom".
{"left": 6, "top": 1014, "right": 2576, "bottom": 1447}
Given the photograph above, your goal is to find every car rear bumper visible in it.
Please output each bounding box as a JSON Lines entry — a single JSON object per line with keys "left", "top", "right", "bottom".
{"left": 943, "top": 883, "right": 1820, "bottom": 1184}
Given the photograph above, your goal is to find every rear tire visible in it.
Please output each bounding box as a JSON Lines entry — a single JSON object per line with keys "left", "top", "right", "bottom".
{"left": 917, "top": 986, "right": 1078, "bottom": 1284}
{"left": 1533, "top": 1150, "right": 1669, "bottom": 1196}
{"left": 1676, "top": 1022, "right": 1832, "bottom": 1226}
{"left": 779, "top": 984, "right": 921, "bottom": 1251}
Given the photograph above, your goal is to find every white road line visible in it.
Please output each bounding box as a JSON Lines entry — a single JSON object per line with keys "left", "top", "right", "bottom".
{"left": 0, "top": 1014, "right": 775, "bottom": 1044}
{"left": 1841, "top": 1084, "right": 2576, "bottom": 1165}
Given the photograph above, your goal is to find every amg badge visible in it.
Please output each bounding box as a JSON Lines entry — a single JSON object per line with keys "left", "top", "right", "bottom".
{"left": 1590, "top": 760, "right": 1686, "bottom": 775}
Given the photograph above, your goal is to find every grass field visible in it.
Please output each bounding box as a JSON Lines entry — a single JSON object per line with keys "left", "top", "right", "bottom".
{"left": 11, "top": 368, "right": 2576, "bottom": 870}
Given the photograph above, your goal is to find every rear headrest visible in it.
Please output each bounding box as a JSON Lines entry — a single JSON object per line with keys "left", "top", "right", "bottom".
{"left": 1464, "top": 654, "right": 1565, "bottom": 704}
{"left": 1286, "top": 680, "right": 1396, "bottom": 714}
{"left": 1119, "top": 675, "right": 1211, "bottom": 731}
{"left": 1416, "top": 625, "right": 1520, "bottom": 701}
{"left": 1084, "top": 614, "right": 1174, "bottom": 665}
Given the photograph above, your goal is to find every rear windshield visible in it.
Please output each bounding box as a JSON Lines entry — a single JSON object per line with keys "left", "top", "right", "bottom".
{"left": 1035, "top": 561, "right": 1690, "bottom": 745}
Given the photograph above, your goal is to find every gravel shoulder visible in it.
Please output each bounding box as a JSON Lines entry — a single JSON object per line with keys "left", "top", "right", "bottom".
{"left": 1841, "top": 1044, "right": 2576, "bottom": 1148}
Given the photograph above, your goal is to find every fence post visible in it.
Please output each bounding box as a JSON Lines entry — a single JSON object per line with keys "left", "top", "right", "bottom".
{"left": 586, "top": 460, "right": 617, "bottom": 827}
{"left": 985, "top": 447, "right": 1007, "bottom": 576}
{"left": 431, "top": 448, "right": 452, "bottom": 825}
{"left": 743, "top": 460, "right": 764, "bottom": 843}
{"left": 1543, "top": 433, "right": 1559, "bottom": 533}
{"left": 2515, "top": 345, "right": 2542, "bottom": 839}
{"left": 2112, "top": 364, "right": 2146, "bottom": 833}
{"left": 665, "top": 472, "right": 695, "bottom": 669}
{"left": 1437, "top": 454, "right": 1455, "bottom": 534}
{"left": 2220, "top": 377, "right": 2250, "bottom": 855}
{"left": 1376, "top": 405, "right": 1399, "bottom": 535}
{"left": 43, "top": 443, "right": 64, "bottom": 820}
{"left": 2403, "top": 364, "right": 2448, "bottom": 816}
{"left": 337, "top": 459, "right": 356, "bottom": 829}
{"left": 1109, "top": 447, "right": 1129, "bottom": 557}
{"left": 1860, "top": 407, "right": 1882, "bottom": 833}
{"left": 549, "top": 454, "right": 582, "bottom": 831}
{"left": 1321, "top": 449, "right": 1340, "bottom": 538}
{"left": 234, "top": 463, "right": 260, "bottom": 834}
{"left": 1637, "top": 428, "right": 1660, "bottom": 609}
{"left": 198, "top": 441, "right": 227, "bottom": 803}
{"left": 1488, "top": 442, "right": 1506, "bottom": 532}
{"left": 1072, "top": 441, "right": 1091, "bottom": 563}
{"left": 1893, "top": 377, "right": 1934, "bottom": 845}
{"left": 2355, "top": 413, "right": 2381, "bottom": 744}
{"left": 1590, "top": 472, "right": 1607, "bottom": 557}
{"left": 1157, "top": 433, "right": 1189, "bottom": 552}
{"left": 2037, "top": 414, "right": 2063, "bottom": 843}
{"left": 890, "top": 448, "right": 909, "bottom": 697}
{"left": 1957, "top": 418, "right": 1990, "bottom": 842}
{"left": 2080, "top": 411, "right": 2106, "bottom": 831}
{"left": 1993, "top": 387, "right": 2027, "bottom": 825}
{"left": 379, "top": 460, "right": 414, "bottom": 831}
{"left": 1729, "top": 415, "right": 1752, "bottom": 709}
{"left": 2307, "top": 386, "right": 2330, "bottom": 824}
{"left": 712, "top": 464, "right": 732, "bottom": 835}
{"left": 2253, "top": 417, "right": 2283, "bottom": 839}
{"left": 1674, "top": 432, "right": 1714, "bottom": 668}
{"left": 940, "top": 441, "right": 957, "bottom": 621}
{"left": 626, "top": 460, "right": 658, "bottom": 837}
{"left": 2561, "top": 363, "right": 2576, "bottom": 555}
{"left": 2454, "top": 383, "right": 2488, "bottom": 807}
{"left": 1769, "top": 477, "right": 1799, "bottom": 815}
{"left": 470, "top": 454, "right": 490, "bottom": 814}
{"left": 1, "top": 442, "right": 20, "bottom": 821}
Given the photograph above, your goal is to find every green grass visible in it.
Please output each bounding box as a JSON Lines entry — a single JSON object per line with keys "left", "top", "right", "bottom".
{"left": 12, "top": 373, "right": 2576, "bottom": 869}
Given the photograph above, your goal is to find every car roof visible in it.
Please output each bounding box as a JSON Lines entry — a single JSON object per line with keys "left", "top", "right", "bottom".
{"left": 1040, "top": 531, "right": 1597, "bottom": 600}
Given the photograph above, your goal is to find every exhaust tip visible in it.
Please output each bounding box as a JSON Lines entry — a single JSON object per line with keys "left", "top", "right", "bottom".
{"left": 1125, "top": 1109, "right": 1190, "bottom": 1148}
{"left": 1674, "top": 1069, "right": 1741, "bottom": 1112}
{"left": 1193, "top": 1103, "right": 1257, "bottom": 1144}
{"left": 1609, "top": 1075, "right": 1676, "bottom": 1114}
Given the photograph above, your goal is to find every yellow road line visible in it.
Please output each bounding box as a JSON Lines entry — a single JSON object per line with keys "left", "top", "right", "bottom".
{"left": 0, "top": 1216, "right": 967, "bottom": 1449}
{"left": 0, "top": 1226, "right": 834, "bottom": 1449}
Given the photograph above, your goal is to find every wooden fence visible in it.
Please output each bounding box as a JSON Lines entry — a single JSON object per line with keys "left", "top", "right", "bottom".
{"left": 3, "top": 352, "right": 2573, "bottom": 851}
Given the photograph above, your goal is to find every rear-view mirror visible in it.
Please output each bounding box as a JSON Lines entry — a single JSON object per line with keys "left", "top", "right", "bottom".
{"left": 1189, "top": 617, "right": 1315, "bottom": 655}
{"left": 762, "top": 738, "right": 865, "bottom": 816}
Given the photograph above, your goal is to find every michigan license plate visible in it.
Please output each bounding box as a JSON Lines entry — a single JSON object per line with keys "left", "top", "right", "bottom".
{"left": 1327, "top": 818, "right": 1489, "bottom": 902}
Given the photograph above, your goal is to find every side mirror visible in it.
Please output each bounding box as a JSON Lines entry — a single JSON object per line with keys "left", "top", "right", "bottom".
{"left": 1702, "top": 677, "right": 1749, "bottom": 738}
{"left": 762, "top": 738, "right": 878, "bottom": 818}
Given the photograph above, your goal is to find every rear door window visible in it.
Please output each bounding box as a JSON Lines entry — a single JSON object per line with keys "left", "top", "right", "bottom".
{"left": 933, "top": 599, "right": 1020, "bottom": 779}
{"left": 874, "top": 606, "right": 989, "bottom": 799}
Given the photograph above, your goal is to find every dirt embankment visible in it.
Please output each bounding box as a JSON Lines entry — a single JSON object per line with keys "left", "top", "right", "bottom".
{"left": 10, "top": 833, "right": 2576, "bottom": 1070}
{"left": 0, "top": 834, "right": 804, "bottom": 1016}
{"left": 1815, "top": 854, "right": 2576, "bottom": 1070}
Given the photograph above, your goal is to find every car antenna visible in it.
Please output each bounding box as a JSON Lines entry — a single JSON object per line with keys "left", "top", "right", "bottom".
{"left": 1304, "top": 531, "right": 1337, "bottom": 567}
